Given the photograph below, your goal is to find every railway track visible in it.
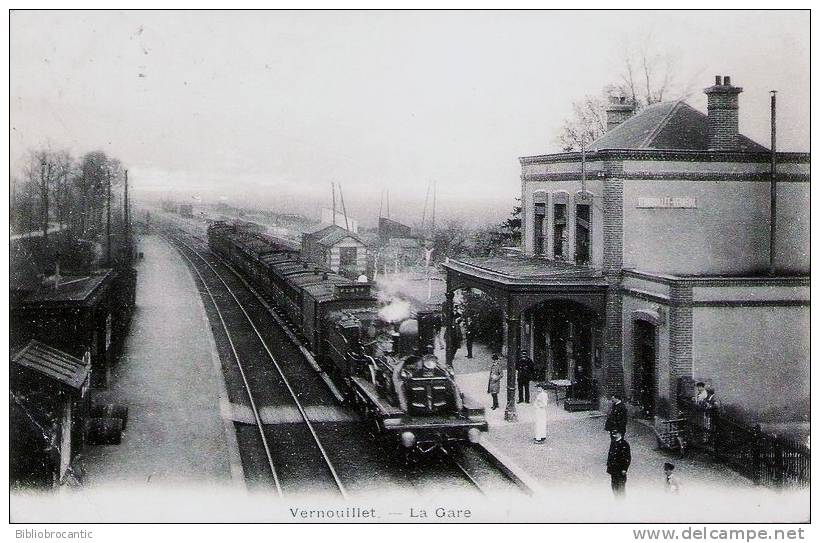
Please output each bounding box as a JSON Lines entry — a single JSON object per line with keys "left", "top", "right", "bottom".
{"left": 164, "top": 232, "right": 348, "bottom": 498}
{"left": 156, "top": 219, "right": 529, "bottom": 498}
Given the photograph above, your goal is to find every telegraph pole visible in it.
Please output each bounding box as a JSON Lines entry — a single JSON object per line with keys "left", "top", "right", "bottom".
{"left": 769, "top": 91, "right": 777, "bottom": 276}
{"left": 124, "top": 169, "right": 130, "bottom": 265}
{"left": 331, "top": 182, "right": 337, "bottom": 226}
{"left": 41, "top": 158, "right": 49, "bottom": 247}
{"left": 106, "top": 169, "right": 112, "bottom": 267}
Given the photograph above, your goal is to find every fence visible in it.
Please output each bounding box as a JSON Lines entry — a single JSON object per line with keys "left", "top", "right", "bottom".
{"left": 679, "top": 400, "right": 810, "bottom": 487}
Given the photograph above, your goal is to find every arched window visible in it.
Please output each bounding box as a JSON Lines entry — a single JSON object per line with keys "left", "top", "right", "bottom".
{"left": 533, "top": 191, "right": 548, "bottom": 255}
{"left": 553, "top": 192, "right": 569, "bottom": 259}
{"left": 575, "top": 191, "right": 593, "bottom": 265}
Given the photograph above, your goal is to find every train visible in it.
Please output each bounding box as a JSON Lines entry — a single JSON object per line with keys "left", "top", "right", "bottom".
{"left": 207, "top": 221, "right": 487, "bottom": 454}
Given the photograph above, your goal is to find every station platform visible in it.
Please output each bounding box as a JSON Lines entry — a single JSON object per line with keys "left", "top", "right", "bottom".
{"left": 444, "top": 342, "right": 808, "bottom": 522}
{"left": 11, "top": 234, "right": 243, "bottom": 522}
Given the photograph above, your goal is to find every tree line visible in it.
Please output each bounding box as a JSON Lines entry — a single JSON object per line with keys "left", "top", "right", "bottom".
{"left": 10, "top": 148, "right": 132, "bottom": 278}
{"left": 11, "top": 148, "right": 127, "bottom": 238}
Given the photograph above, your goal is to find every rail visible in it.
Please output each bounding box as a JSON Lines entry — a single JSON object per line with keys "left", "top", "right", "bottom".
{"left": 165, "top": 231, "right": 349, "bottom": 499}
{"left": 164, "top": 234, "right": 283, "bottom": 496}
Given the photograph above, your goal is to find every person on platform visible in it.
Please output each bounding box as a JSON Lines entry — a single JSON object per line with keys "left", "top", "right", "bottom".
{"left": 450, "top": 311, "right": 463, "bottom": 359}
{"left": 701, "top": 386, "right": 722, "bottom": 442}
{"left": 533, "top": 383, "right": 549, "bottom": 443}
{"left": 694, "top": 382, "right": 708, "bottom": 406}
{"left": 664, "top": 462, "right": 681, "bottom": 494}
{"left": 432, "top": 313, "right": 445, "bottom": 350}
{"left": 487, "top": 354, "right": 503, "bottom": 410}
{"left": 607, "top": 430, "right": 631, "bottom": 498}
{"left": 604, "top": 393, "right": 628, "bottom": 436}
{"left": 517, "top": 349, "right": 534, "bottom": 403}
{"left": 703, "top": 387, "right": 722, "bottom": 414}
{"left": 464, "top": 317, "right": 476, "bottom": 359}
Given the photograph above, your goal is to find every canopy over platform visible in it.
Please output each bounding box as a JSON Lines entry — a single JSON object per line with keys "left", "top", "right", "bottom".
{"left": 443, "top": 255, "right": 608, "bottom": 316}
{"left": 442, "top": 255, "right": 610, "bottom": 422}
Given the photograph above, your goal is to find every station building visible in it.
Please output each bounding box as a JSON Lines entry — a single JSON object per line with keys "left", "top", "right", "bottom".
{"left": 443, "top": 76, "right": 809, "bottom": 423}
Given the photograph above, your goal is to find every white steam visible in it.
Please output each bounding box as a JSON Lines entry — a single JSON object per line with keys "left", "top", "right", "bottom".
{"left": 378, "top": 298, "right": 412, "bottom": 323}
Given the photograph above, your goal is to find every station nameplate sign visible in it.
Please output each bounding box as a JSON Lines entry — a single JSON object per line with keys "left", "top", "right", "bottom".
{"left": 637, "top": 197, "right": 697, "bottom": 209}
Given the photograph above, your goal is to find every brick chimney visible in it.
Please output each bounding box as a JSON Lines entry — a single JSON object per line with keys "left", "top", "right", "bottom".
{"left": 704, "top": 75, "right": 743, "bottom": 150}
{"left": 606, "top": 95, "right": 635, "bottom": 131}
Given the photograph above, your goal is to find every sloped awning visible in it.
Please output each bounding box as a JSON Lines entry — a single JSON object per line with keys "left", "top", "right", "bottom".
{"left": 12, "top": 340, "right": 90, "bottom": 393}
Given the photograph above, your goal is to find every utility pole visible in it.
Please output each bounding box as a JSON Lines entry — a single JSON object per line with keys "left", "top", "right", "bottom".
{"left": 338, "top": 183, "right": 350, "bottom": 231}
{"left": 124, "top": 169, "right": 130, "bottom": 265}
{"left": 331, "top": 182, "right": 337, "bottom": 227}
{"left": 106, "top": 169, "right": 112, "bottom": 267}
{"left": 431, "top": 180, "right": 436, "bottom": 234}
{"left": 421, "top": 181, "right": 431, "bottom": 233}
{"left": 41, "top": 158, "right": 50, "bottom": 247}
{"left": 769, "top": 90, "right": 777, "bottom": 276}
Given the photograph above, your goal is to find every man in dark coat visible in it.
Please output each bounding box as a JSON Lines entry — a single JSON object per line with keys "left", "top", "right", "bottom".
{"left": 517, "top": 349, "right": 534, "bottom": 403}
{"left": 604, "top": 393, "right": 628, "bottom": 435}
{"left": 607, "top": 430, "right": 631, "bottom": 498}
{"left": 464, "top": 317, "right": 475, "bottom": 359}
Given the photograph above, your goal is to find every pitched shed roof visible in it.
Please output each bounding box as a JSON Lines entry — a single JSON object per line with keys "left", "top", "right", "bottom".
{"left": 12, "top": 340, "right": 90, "bottom": 392}
{"left": 590, "top": 101, "right": 768, "bottom": 152}
{"left": 305, "top": 224, "right": 366, "bottom": 248}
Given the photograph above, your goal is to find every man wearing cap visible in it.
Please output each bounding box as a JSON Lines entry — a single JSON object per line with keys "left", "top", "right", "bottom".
{"left": 604, "top": 393, "right": 628, "bottom": 436}
{"left": 607, "top": 430, "right": 631, "bottom": 498}
{"left": 517, "top": 349, "right": 534, "bottom": 404}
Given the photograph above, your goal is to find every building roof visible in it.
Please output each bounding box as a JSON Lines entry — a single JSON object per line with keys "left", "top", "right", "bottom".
{"left": 12, "top": 340, "right": 90, "bottom": 392}
{"left": 304, "top": 224, "right": 366, "bottom": 248}
{"left": 589, "top": 101, "right": 768, "bottom": 153}
{"left": 443, "top": 254, "right": 606, "bottom": 286}
{"left": 19, "top": 270, "right": 115, "bottom": 308}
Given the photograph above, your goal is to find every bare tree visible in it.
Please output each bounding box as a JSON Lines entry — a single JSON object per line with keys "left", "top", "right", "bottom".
{"left": 52, "top": 150, "right": 74, "bottom": 230}
{"left": 75, "top": 151, "right": 123, "bottom": 237}
{"left": 432, "top": 220, "right": 469, "bottom": 261}
{"left": 557, "top": 95, "right": 609, "bottom": 152}
{"left": 556, "top": 33, "right": 692, "bottom": 152}
{"left": 612, "top": 32, "right": 681, "bottom": 109}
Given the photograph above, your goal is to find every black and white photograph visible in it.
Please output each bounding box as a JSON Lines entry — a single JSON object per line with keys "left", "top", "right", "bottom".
{"left": 7, "top": 8, "right": 811, "bottom": 528}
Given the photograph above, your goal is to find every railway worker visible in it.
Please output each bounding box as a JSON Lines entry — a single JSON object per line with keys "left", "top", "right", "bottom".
{"left": 516, "top": 350, "right": 534, "bottom": 404}
{"left": 487, "top": 354, "right": 503, "bottom": 410}
{"left": 604, "top": 393, "right": 628, "bottom": 436}
{"left": 464, "top": 317, "right": 476, "bottom": 359}
{"left": 606, "top": 430, "right": 631, "bottom": 498}
{"left": 533, "top": 383, "right": 549, "bottom": 444}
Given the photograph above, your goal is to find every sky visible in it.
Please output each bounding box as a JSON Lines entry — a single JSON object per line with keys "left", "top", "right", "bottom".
{"left": 10, "top": 10, "right": 810, "bottom": 226}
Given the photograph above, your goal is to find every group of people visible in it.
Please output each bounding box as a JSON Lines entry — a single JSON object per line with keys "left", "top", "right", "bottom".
{"left": 486, "top": 349, "right": 686, "bottom": 498}
{"left": 442, "top": 312, "right": 478, "bottom": 359}
{"left": 603, "top": 393, "right": 682, "bottom": 497}
{"left": 694, "top": 381, "right": 722, "bottom": 443}
{"left": 694, "top": 381, "right": 722, "bottom": 413}
{"left": 486, "top": 349, "right": 536, "bottom": 409}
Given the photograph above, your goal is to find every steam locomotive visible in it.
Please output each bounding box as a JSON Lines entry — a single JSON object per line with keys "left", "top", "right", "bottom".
{"left": 207, "top": 221, "right": 487, "bottom": 453}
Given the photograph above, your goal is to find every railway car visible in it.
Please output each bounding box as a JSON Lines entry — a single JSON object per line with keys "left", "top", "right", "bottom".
{"left": 206, "top": 221, "right": 487, "bottom": 454}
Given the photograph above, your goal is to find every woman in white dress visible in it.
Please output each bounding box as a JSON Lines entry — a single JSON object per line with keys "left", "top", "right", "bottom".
{"left": 533, "top": 383, "right": 548, "bottom": 443}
